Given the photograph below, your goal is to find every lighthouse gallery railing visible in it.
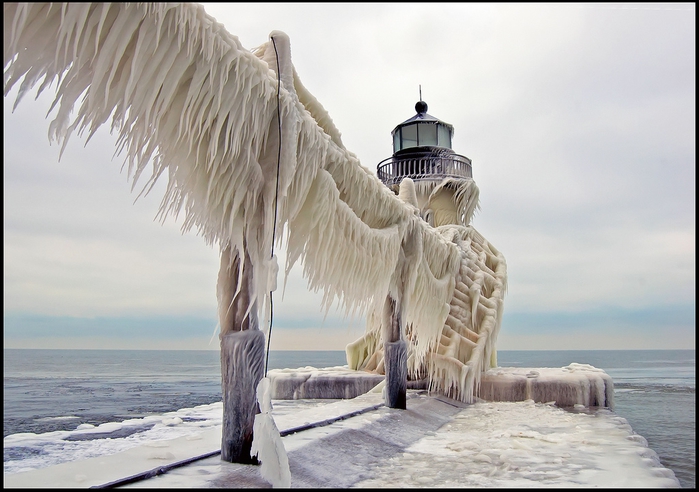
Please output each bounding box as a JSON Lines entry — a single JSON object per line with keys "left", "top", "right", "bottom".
{"left": 376, "top": 151, "right": 472, "bottom": 187}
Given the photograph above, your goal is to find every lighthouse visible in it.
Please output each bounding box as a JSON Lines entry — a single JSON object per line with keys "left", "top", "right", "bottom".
{"left": 377, "top": 98, "right": 478, "bottom": 227}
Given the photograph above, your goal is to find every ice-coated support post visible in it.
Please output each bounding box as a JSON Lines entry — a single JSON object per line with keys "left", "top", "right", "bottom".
{"left": 217, "top": 246, "right": 265, "bottom": 464}
{"left": 217, "top": 31, "right": 298, "bottom": 465}
{"left": 384, "top": 340, "right": 407, "bottom": 409}
{"left": 220, "top": 329, "right": 265, "bottom": 463}
{"left": 383, "top": 295, "right": 407, "bottom": 409}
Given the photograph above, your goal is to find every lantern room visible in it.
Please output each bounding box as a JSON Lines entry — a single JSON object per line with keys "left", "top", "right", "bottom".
{"left": 392, "top": 100, "right": 453, "bottom": 153}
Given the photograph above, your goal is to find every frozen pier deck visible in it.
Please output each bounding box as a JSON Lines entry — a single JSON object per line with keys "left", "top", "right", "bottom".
{"left": 3, "top": 387, "right": 679, "bottom": 488}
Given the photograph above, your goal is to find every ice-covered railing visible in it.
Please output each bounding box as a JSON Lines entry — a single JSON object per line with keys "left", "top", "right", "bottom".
{"left": 377, "top": 151, "right": 473, "bottom": 187}
{"left": 4, "top": 2, "right": 506, "bottom": 403}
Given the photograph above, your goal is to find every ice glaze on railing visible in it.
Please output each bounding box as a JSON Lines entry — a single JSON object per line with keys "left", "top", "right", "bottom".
{"left": 377, "top": 151, "right": 472, "bottom": 187}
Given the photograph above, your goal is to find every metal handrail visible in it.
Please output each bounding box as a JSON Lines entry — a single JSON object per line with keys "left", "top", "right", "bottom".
{"left": 376, "top": 151, "right": 472, "bottom": 187}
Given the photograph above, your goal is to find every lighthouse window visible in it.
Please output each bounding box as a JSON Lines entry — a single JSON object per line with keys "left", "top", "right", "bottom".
{"left": 401, "top": 124, "right": 418, "bottom": 149}
{"left": 438, "top": 125, "right": 451, "bottom": 148}
{"left": 418, "top": 124, "right": 438, "bottom": 147}
{"left": 393, "top": 131, "right": 400, "bottom": 153}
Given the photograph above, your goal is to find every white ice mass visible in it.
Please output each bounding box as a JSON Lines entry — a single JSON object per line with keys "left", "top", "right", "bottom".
{"left": 4, "top": 2, "right": 506, "bottom": 404}
{"left": 250, "top": 378, "right": 291, "bottom": 488}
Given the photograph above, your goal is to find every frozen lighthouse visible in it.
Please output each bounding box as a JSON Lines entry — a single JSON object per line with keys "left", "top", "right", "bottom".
{"left": 5, "top": 3, "right": 677, "bottom": 486}
{"left": 377, "top": 97, "right": 476, "bottom": 228}
{"left": 344, "top": 96, "right": 506, "bottom": 404}
{"left": 271, "top": 96, "right": 613, "bottom": 413}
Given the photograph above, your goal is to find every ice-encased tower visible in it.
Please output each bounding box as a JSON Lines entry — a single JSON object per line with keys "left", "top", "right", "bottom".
{"left": 376, "top": 99, "right": 477, "bottom": 227}
{"left": 347, "top": 100, "right": 507, "bottom": 403}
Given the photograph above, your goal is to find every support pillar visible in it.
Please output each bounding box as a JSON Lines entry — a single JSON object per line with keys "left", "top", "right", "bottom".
{"left": 220, "top": 329, "right": 265, "bottom": 463}
{"left": 383, "top": 296, "right": 407, "bottom": 409}
{"left": 218, "top": 246, "right": 265, "bottom": 463}
{"left": 384, "top": 340, "right": 407, "bottom": 409}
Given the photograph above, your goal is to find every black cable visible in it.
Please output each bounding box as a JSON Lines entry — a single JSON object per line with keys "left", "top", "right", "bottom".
{"left": 89, "top": 450, "right": 222, "bottom": 489}
{"left": 265, "top": 35, "right": 283, "bottom": 378}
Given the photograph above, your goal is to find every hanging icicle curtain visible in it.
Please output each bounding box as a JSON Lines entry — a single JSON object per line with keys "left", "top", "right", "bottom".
{"left": 4, "top": 2, "right": 506, "bottom": 402}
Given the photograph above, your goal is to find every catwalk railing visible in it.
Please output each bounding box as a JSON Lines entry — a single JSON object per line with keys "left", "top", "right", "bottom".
{"left": 377, "top": 151, "right": 473, "bottom": 187}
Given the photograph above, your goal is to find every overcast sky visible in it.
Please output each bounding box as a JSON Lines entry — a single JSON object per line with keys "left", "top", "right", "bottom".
{"left": 4, "top": 3, "right": 695, "bottom": 351}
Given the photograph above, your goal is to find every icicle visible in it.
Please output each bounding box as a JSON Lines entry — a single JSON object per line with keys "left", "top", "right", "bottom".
{"left": 250, "top": 377, "right": 291, "bottom": 488}
{"left": 266, "top": 254, "right": 279, "bottom": 293}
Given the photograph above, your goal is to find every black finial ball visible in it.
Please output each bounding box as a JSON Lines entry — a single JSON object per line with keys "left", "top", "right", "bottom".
{"left": 415, "top": 100, "right": 428, "bottom": 114}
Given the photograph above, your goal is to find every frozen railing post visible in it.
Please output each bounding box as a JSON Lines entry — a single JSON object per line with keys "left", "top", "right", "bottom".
{"left": 383, "top": 296, "right": 407, "bottom": 409}
{"left": 218, "top": 246, "right": 265, "bottom": 464}
{"left": 215, "top": 30, "right": 295, "bottom": 466}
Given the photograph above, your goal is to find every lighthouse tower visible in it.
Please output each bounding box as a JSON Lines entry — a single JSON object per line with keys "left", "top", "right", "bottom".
{"left": 377, "top": 99, "right": 478, "bottom": 227}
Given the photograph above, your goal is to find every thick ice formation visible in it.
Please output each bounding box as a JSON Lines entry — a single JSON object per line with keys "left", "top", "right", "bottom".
{"left": 478, "top": 364, "right": 614, "bottom": 408}
{"left": 4, "top": 2, "right": 506, "bottom": 403}
{"left": 250, "top": 378, "right": 291, "bottom": 488}
{"left": 347, "top": 224, "right": 507, "bottom": 402}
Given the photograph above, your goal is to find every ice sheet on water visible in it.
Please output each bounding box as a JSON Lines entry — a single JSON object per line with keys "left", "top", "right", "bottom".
{"left": 4, "top": 402, "right": 223, "bottom": 475}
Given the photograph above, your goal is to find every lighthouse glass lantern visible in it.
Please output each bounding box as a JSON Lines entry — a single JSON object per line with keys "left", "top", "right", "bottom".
{"left": 392, "top": 100, "right": 453, "bottom": 152}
